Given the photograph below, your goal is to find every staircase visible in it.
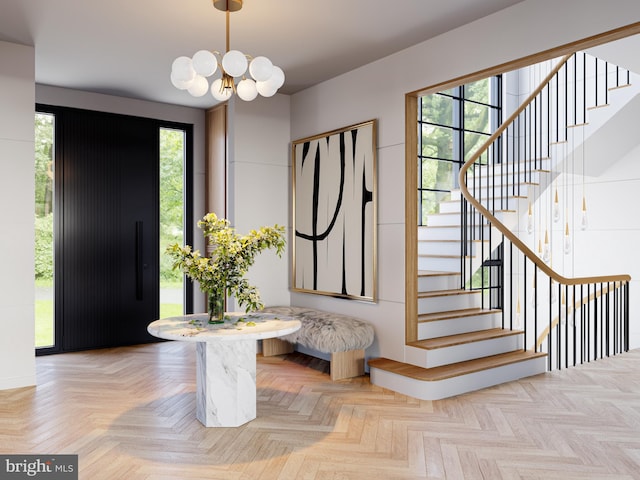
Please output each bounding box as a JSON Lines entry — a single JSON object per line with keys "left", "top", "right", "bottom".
{"left": 369, "top": 52, "right": 633, "bottom": 400}
{"left": 369, "top": 192, "right": 547, "bottom": 401}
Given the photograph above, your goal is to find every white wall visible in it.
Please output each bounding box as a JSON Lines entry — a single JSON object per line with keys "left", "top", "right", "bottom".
{"left": 0, "top": 82, "right": 207, "bottom": 391}
{"left": 227, "top": 94, "right": 291, "bottom": 309}
{"left": 0, "top": 41, "right": 36, "bottom": 389}
{"left": 289, "top": 0, "right": 640, "bottom": 363}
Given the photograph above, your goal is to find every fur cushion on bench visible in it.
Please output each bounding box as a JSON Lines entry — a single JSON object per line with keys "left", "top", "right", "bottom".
{"left": 261, "top": 306, "right": 374, "bottom": 353}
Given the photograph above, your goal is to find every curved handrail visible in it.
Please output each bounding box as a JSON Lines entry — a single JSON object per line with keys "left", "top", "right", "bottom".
{"left": 458, "top": 53, "right": 631, "bottom": 285}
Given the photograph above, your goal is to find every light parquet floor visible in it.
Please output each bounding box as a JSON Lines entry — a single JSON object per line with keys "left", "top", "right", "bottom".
{"left": 1, "top": 342, "right": 640, "bottom": 479}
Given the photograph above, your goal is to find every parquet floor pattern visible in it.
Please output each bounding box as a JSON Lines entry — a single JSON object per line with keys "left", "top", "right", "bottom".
{"left": 1, "top": 342, "right": 640, "bottom": 479}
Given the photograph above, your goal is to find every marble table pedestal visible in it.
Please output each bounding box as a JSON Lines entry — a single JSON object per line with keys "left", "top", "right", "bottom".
{"left": 147, "top": 313, "right": 301, "bottom": 428}
{"left": 196, "top": 339, "right": 257, "bottom": 427}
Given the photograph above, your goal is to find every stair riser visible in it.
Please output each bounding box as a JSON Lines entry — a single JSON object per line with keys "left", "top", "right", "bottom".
{"left": 476, "top": 159, "right": 552, "bottom": 175}
{"left": 426, "top": 213, "right": 462, "bottom": 227}
{"left": 418, "top": 292, "right": 482, "bottom": 315}
{"left": 405, "top": 335, "right": 524, "bottom": 369}
{"left": 418, "top": 256, "right": 460, "bottom": 272}
{"left": 472, "top": 171, "right": 542, "bottom": 184}
{"left": 418, "top": 313, "right": 501, "bottom": 339}
{"left": 418, "top": 274, "right": 460, "bottom": 292}
{"left": 439, "top": 201, "right": 461, "bottom": 214}
{"left": 369, "top": 356, "right": 547, "bottom": 401}
{"left": 427, "top": 212, "right": 503, "bottom": 228}
{"left": 419, "top": 256, "right": 486, "bottom": 276}
{"left": 420, "top": 227, "right": 460, "bottom": 241}
{"left": 467, "top": 183, "right": 532, "bottom": 198}
{"left": 419, "top": 225, "right": 492, "bottom": 241}
{"left": 418, "top": 241, "right": 479, "bottom": 257}
{"left": 443, "top": 196, "right": 525, "bottom": 213}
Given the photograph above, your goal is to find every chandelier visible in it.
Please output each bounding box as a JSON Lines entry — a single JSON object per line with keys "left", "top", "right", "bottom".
{"left": 170, "top": 0, "right": 285, "bottom": 102}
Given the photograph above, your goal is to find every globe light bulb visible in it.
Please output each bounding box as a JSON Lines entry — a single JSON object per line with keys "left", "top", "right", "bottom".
{"left": 211, "top": 78, "right": 233, "bottom": 101}
{"left": 171, "top": 71, "right": 194, "bottom": 90}
{"left": 249, "top": 56, "right": 274, "bottom": 82}
{"left": 171, "top": 56, "right": 196, "bottom": 82}
{"left": 187, "top": 75, "right": 210, "bottom": 97}
{"left": 256, "top": 80, "right": 278, "bottom": 97}
{"left": 222, "top": 50, "right": 248, "bottom": 77}
{"left": 237, "top": 78, "right": 258, "bottom": 101}
{"left": 268, "top": 66, "right": 285, "bottom": 89}
{"left": 192, "top": 50, "right": 218, "bottom": 77}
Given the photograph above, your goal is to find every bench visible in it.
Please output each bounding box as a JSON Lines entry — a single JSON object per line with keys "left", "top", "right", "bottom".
{"left": 260, "top": 306, "right": 375, "bottom": 380}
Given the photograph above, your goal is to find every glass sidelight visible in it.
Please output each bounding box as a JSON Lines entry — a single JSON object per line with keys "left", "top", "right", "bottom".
{"left": 34, "top": 112, "right": 55, "bottom": 348}
{"left": 159, "top": 127, "right": 186, "bottom": 319}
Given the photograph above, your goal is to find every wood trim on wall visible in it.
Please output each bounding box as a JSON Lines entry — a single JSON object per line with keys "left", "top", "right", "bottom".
{"left": 405, "top": 94, "right": 418, "bottom": 344}
{"left": 404, "top": 21, "right": 640, "bottom": 346}
{"left": 205, "top": 103, "right": 228, "bottom": 219}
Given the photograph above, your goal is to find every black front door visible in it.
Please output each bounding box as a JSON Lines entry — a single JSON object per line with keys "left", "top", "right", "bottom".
{"left": 55, "top": 107, "right": 159, "bottom": 351}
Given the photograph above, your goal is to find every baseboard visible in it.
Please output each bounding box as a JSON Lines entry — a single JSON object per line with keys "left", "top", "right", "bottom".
{"left": 0, "top": 374, "right": 36, "bottom": 391}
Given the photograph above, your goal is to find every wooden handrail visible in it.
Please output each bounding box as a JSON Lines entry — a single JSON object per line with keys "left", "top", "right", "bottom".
{"left": 458, "top": 53, "right": 631, "bottom": 285}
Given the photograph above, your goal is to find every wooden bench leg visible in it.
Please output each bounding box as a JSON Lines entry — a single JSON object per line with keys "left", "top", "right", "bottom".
{"left": 262, "top": 338, "right": 294, "bottom": 356}
{"left": 330, "top": 349, "right": 365, "bottom": 380}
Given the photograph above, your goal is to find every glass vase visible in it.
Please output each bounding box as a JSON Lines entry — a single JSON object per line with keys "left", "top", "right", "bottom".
{"left": 207, "top": 289, "right": 225, "bottom": 324}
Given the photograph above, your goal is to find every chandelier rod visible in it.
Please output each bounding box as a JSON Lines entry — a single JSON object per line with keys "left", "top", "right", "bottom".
{"left": 226, "top": 9, "right": 230, "bottom": 53}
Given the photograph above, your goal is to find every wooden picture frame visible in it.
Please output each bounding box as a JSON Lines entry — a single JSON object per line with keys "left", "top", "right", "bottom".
{"left": 292, "top": 119, "right": 377, "bottom": 301}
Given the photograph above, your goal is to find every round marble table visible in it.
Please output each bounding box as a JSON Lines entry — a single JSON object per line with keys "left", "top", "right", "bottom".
{"left": 148, "top": 312, "right": 300, "bottom": 427}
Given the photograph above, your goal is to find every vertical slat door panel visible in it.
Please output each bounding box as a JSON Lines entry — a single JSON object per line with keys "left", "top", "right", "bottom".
{"left": 58, "top": 108, "right": 159, "bottom": 351}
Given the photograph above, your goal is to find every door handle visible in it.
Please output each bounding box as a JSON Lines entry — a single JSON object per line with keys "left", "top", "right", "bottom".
{"left": 135, "top": 221, "right": 143, "bottom": 300}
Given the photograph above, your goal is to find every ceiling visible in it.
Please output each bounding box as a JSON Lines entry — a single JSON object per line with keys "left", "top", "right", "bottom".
{"left": 0, "top": 0, "right": 528, "bottom": 109}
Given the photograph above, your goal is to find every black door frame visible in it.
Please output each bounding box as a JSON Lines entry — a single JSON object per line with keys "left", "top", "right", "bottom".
{"left": 35, "top": 105, "right": 194, "bottom": 355}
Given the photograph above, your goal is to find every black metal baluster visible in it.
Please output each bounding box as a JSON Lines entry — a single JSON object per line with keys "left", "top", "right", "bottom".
{"left": 572, "top": 284, "right": 577, "bottom": 367}
{"left": 534, "top": 266, "right": 538, "bottom": 354}
{"left": 524, "top": 257, "right": 528, "bottom": 351}
{"left": 605, "top": 61, "right": 609, "bottom": 105}
{"left": 585, "top": 283, "right": 591, "bottom": 362}
{"left": 594, "top": 285, "right": 598, "bottom": 361}
{"left": 581, "top": 284, "right": 585, "bottom": 364}
{"left": 511, "top": 242, "right": 515, "bottom": 330}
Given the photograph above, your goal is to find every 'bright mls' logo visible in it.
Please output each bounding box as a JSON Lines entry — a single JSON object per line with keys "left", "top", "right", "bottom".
{"left": 0, "top": 455, "right": 77, "bottom": 479}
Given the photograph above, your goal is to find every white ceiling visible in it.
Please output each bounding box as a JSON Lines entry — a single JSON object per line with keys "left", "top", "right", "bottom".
{"left": 0, "top": 0, "right": 527, "bottom": 109}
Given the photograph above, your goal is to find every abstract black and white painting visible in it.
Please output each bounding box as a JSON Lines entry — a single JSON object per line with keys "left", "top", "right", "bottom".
{"left": 292, "top": 119, "right": 377, "bottom": 301}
